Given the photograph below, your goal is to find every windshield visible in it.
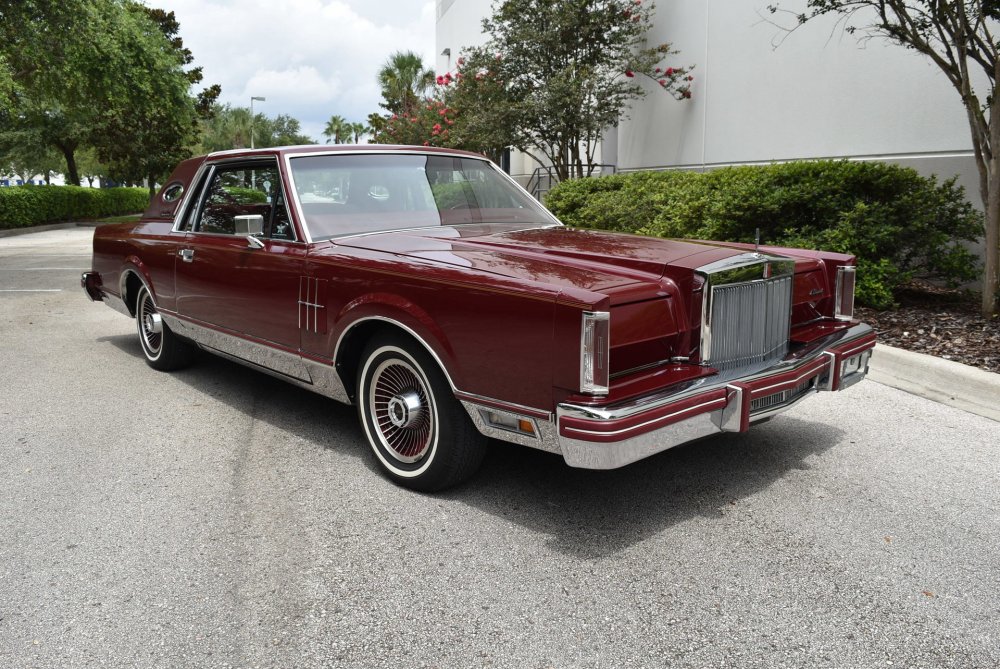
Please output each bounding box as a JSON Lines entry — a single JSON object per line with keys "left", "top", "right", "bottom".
{"left": 287, "top": 153, "right": 558, "bottom": 240}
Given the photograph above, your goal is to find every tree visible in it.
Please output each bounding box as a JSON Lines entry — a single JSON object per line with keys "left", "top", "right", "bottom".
{"left": 377, "top": 51, "right": 436, "bottom": 118}
{"left": 324, "top": 115, "right": 350, "bottom": 144}
{"left": 0, "top": 126, "right": 62, "bottom": 184}
{"left": 463, "top": 0, "right": 693, "bottom": 180}
{"left": 199, "top": 105, "right": 314, "bottom": 152}
{"left": 0, "top": 1, "right": 219, "bottom": 193}
{"left": 268, "top": 114, "right": 313, "bottom": 146}
{"left": 768, "top": 1, "right": 998, "bottom": 314}
{"left": 350, "top": 122, "right": 369, "bottom": 143}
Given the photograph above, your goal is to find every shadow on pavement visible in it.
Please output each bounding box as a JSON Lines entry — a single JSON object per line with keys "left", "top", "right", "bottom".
{"left": 98, "top": 331, "right": 845, "bottom": 559}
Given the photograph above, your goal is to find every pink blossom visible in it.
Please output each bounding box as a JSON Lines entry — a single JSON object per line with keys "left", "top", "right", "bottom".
{"left": 665, "top": 67, "right": 674, "bottom": 76}
{"left": 433, "top": 123, "right": 442, "bottom": 131}
{"left": 423, "top": 140, "right": 430, "bottom": 146}
{"left": 436, "top": 75, "right": 444, "bottom": 85}
{"left": 654, "top": 67, "right": 661, "bottom": 73}
{"left": 658, "top": 79, "right": 666, "bottom": 85}
{"left": 457, "top": 56, "right": 465, "bottom": 65}
{"left": 624, "top": 70, "right": 634, "bottom": 78}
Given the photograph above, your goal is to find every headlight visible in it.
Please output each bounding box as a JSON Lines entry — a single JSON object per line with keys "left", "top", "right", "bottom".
{"left": 835, "top": 266, "right": 856, "bottom": 321}
{"left": 580, "top": 311, "right": 610, "bottom": 395}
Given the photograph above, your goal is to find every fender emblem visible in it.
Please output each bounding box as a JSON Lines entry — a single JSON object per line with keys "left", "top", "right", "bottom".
{"left": 298, "top": 277, "right": 328, "bottom": 333}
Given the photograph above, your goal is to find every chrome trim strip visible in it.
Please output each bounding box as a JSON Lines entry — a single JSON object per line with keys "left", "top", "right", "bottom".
{"left": 452, "top": 391, "right": 551, "bottom": 420}
{"left": 159, "top": 313, "right": 311, "bottom": 382}
{"left": 561, "top": 396, "right": 727, "bottom": 439}
{"left": 171, "top": 162, "right": 211, "bottom": 232}
{"left": 332, "top": 315, "right": 460, "bottom": 391}
{"left": 460, "top": 402, "right": 561, "bottom": 454}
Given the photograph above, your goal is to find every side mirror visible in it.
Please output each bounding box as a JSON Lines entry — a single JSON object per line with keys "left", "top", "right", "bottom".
{"left": 234, "top": 214, "right": 265, "bottom": 249}
{"left": 234, "top": 214, "right": 264, "bottom": 236}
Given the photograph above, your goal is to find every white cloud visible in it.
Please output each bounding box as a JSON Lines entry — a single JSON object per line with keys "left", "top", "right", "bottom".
{"left": 157, "top": 0, "right": 436, "bottom": 142}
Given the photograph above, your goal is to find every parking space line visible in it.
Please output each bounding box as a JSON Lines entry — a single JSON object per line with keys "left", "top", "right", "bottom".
{"left": 0, "top": 289, "right": 64, "bottom": 292}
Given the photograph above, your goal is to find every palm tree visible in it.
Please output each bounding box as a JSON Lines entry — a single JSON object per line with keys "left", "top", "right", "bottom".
{"left": 350, "top": 122, "right": 368, "bottom": 144}
{"left": 323, "top": 115, "right": 349, "bottom": 144}
{"left": 377, "top": 51, "right": 435, "bottom": 117}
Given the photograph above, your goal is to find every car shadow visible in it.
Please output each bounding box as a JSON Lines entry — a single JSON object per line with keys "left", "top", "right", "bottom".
{"left": 445, "top": 418, "right": 843, "bottom": 558}
{"left": 98, "top": 332, "right": 845, "bottom": 559}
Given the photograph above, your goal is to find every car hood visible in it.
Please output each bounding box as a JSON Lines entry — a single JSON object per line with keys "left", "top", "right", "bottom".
{"left": 329, "top": 223, "right": 752, "bottom": 299}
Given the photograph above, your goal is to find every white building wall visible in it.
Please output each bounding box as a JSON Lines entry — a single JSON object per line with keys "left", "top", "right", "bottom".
{"left": 436, "top": 0, "right": 982, "bottom": 224}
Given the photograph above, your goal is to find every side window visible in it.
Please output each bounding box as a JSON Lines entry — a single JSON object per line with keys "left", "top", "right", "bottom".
{"left": 192, "top": 162, "right": 295, "bottom": 240}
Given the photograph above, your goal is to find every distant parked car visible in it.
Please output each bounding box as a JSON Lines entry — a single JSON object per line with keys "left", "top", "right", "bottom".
{"left": 82, "top": 145, "right": 875, "bottom": 490}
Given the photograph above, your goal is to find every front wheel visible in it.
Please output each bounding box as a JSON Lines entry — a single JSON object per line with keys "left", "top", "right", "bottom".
{"left": 135, "top": 285, "right": 194, "bottom": 371}
{"left": 357, "top": 334, "right": 487, "bottom": 491}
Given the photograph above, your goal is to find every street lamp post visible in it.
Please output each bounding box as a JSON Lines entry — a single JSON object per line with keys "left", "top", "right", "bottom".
{"left": 250, "top": 96, "right": 266, "bottom": 148}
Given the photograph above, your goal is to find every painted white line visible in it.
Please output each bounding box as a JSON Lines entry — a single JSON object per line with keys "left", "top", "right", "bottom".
{"left": 0, "top": 289, "right": 63, "bottom": 292}
{"left": 0, "top": 268, "right": 82, "bottom": 270}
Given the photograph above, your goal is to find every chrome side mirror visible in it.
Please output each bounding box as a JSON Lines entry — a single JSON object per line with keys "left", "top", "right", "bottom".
{"left": 234, "top": 214, "right": 265, "bottom": 249}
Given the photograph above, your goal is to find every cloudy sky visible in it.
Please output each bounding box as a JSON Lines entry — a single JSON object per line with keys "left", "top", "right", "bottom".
{"left": 159, "top": 0, "right": 438, "bottom": 142}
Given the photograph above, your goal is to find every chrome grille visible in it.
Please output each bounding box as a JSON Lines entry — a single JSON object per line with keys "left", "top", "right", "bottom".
{"left": 698, "top": 253, "right": 795, "bottom": 371}
{"left": 751, "top": 377, "right": 814, "bottom": 414}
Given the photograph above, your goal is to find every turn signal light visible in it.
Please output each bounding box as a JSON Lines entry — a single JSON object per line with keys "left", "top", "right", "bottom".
{"left": 580, "top": 311, "right": 610, "bottom": 395}
{"left": 835, "top": 266, "right": 856, "bottom": 321}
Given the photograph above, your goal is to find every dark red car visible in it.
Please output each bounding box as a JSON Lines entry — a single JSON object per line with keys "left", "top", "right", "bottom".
{"left": 82, "top": 145, "right": 875, "bottom": 490}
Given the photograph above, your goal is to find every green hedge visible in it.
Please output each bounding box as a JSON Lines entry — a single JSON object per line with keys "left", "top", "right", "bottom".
{"left": 545, "top": 161, "right": 983, "bottom": 309}
{"left": 0, "top": 185, "right": 150, "bottom": 230}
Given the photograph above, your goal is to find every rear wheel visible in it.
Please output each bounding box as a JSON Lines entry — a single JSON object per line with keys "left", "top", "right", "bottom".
{"left": 135, "top": 285, "right": 193, "bottom": 371}
{"left": 357, "top": 334, "right": 486, "bottom": 491}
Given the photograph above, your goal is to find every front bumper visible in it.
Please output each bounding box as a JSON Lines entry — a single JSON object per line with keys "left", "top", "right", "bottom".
{"left": 556, "top": 323, "right": 875, "bottom": 469}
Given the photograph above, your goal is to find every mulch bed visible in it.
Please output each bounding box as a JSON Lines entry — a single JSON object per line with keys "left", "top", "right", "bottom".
{"left": 856, "top": 282, "right": 1000, "bottom": 374}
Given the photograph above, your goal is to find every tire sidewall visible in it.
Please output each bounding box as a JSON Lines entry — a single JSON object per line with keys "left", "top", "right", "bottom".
{"left": 358, "top": 344, "right": 441, "bottom": 480}
{"left": 136, "top": 287, "right": 163, "bottom": 363}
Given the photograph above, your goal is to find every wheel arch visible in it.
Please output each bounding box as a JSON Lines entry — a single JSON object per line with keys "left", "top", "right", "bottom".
{"left": 119, "top": 260, "right": 156, "bottom": 317}
{"left": 334, "top": 315, "right": 459, "bottom": 403}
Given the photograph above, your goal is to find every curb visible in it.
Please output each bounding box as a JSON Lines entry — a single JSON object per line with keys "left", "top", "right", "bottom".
{"left": 868, "top": 344, "right": 1000, "bottom": 422}
{"left": 0, "top": 221, "right": 102, "bottom": 238}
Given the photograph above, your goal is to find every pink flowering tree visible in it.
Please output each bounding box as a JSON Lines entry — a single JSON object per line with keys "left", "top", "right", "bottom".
{"left": 464, "top": 0, "right": 694, "bottom": 180}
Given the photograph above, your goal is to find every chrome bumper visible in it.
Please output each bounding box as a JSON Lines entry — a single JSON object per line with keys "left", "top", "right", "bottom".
{"left": 81, "top": 271, "right": 103, "bottom": 302}
{"left": 555, "top": 323, "right": 875, "bottom": 469}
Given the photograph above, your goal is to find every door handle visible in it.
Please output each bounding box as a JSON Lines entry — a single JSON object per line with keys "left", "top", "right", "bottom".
{"left": 178, "top": 249, "right": 194, "bottom": 262}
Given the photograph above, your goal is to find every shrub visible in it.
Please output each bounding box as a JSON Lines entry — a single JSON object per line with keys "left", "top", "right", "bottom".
{"left": 0, "top": 185, "right": 150, "bottom": 230}
{"left": 545, "top": 161, "right": 983, "bottom": 309}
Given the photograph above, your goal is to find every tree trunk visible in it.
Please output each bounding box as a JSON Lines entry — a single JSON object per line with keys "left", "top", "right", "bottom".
{"left": 982, "top": 61, "right": 1000, "bottom": 316}
{"left": 984, "top": 160, "right": 1000, "bottom": 315}
{"left": 148, "top": 174, "right": 157, "bottom": 202}
{"left": 60, "top": 146, "right": 80, "bottom": 186}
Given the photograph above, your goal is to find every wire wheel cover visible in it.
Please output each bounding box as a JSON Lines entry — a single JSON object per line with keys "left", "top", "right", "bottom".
{"left": 369, "top": 358, "right": 434, "bottom": 463}
{"left": 138, "top": 291, "right": 162, "bottom": 355}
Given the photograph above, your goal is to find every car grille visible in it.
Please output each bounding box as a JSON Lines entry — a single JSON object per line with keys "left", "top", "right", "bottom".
{"left": 750, "top": 377, "right": 815, "bottom": 414}
{"left": 698, "top": 254, "right": 795, "bottom": 372}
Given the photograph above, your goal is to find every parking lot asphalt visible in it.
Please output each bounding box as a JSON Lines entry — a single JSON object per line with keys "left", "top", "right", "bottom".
{"left": 1, "top": 227, "right": 999, "bottom": 669}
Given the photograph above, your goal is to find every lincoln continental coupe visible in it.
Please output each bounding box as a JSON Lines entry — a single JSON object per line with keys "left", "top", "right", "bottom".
{"left": 82, "top": 146, "right": 875, "bottom": 491}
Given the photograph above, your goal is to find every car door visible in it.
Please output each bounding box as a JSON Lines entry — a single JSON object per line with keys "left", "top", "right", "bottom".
{"left": 174, "top": 158, "right": 308, "bottom": 377}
